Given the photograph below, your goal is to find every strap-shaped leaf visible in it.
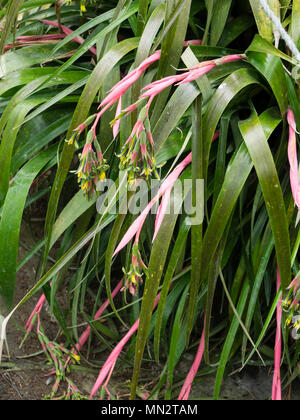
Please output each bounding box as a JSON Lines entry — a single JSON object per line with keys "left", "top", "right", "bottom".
{"left": 249, "top": 0, "right": 280, "bottom": 43}
{"left": 291, "top": 0, "right": 300, "bottom": 45}
{"left": 239, "top": 107, "right": 291, "bottom": 290}
{"left": 210, "top": 0, "right": 232, "bottom": 46}
{"left": 130, "top": 179, "right": 188, "bottom": 399}
{"left": 246, "top": 50, "right": 288, "bottom": 114}
{"left": 0, "top": 147, "right": 55, "bottom": 308}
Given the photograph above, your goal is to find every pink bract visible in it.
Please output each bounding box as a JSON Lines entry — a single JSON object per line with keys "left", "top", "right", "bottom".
{"left": 272, "top": 268, "right": 282, "bottom": 400}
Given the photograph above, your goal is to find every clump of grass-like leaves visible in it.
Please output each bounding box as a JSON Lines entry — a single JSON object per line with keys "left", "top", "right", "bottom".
{"left": 0, "top": 0, "right": 300, "bottom": 401}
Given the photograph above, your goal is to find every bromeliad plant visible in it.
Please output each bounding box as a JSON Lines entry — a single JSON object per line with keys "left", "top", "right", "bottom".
{"left": 1, "top": 0, "right": 300, "bottom": 401}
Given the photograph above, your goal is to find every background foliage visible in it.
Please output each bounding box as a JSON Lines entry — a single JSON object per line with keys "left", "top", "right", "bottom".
{"left": 0, "top": 0, "right": 300, "bottom": 400}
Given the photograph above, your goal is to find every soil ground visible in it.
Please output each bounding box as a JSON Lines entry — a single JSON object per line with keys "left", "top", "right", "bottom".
{"left": 1, "top": 220, "right": 300, "bottom": 400}
{"left": 0, "top": 220, "right": 158, "bottom": 400}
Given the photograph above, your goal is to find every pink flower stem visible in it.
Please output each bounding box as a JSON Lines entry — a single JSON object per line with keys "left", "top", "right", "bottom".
{"left": 40, "top": 19, "right": 97, "bottom": 55}
{"left": 178, "top": 315, "right": 206, "bottom": 400}
{"left": 287, "top": 108, "right": 300, "bottom": 211}
{"left": 89, "top": 291, "right": 162, "bottom": 399}
{"left": 272, "top": 267, "right": 282, "bottom": 400}
{"left": 62, "top": 280, "right": 123, "bottom": 372}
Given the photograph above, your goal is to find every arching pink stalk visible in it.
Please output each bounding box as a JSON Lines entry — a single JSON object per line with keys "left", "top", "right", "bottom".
{"left": 108, "top": 50, "right": 162, "bottom": 95}
{"left": 4, "top": 34, "right": 66, "bottom": 51}
{"left": 89, "top": 291, "right": 162, "bottom": 399}
{"left": 152, "top": 130, "right": 220, "bottom": 242}
{"left": 287, "top": 109, "right": 300, "bottom": 212}
{"left": 40, "top": 19, "right": 97, "bottom": 55}
{"left": 140, "top": 74, "right": 187, "bottom": 98}
{"left": 15, "top": 34, "right": 65, "bottom": 41}
{"left": 25, "top": 293, "right": 47, "bottom": 333}
{"left": 114, "top": 128, "right": 221, "bottom": 256}
{"left": 272, "top": 268, "right": 282, "bottom": 400}
{"left": 178, "top": 316, "right": 206, "bottom": 400}
{"left": 183, "top": 40, "right": 202, "bottom": 46}
{"left": 288, "top": 278, "right": 299, "bottom": 293}
{"left": 176, "top": 64, "right": 215, "bottom": 85}
{"left": 73, "top": 280, "right": 123, "bottom": 354}
{"left": 25, "top": 281, "right": 54, "bottom": 333}
{"left": 113, "top": 153, "right": 192, "bottom": 257}
{"left": 113, "top": 97, "right": 122, "bottom": 139}
{"left": 153, "top": 187, "right": 172, "bottom": 242}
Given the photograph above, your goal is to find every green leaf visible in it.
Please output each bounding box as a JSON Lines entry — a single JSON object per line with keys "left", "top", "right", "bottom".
{"left": 210, "top": 0, "right": 232, "bottom": 46}
{"left": 242, "top": 234, "right": 274, "bottom": 360}
{"left": 151, "top": 0, "right": 192, "bottom": 124}
{"left": 202, "top": 68, "right": 261, "bottom": 196}
{"left": 153, "top": 82, "right": 200, "bottom": 153}
{"left": 0, "top": 44, "right": 77, "bottom": 78}
{"left": 21, "top": 74, "right": 90, "bottom": 125}
{"left": 38, "top": 4, "right": 139, "bottom": 89}
{"left": 0, "top": 96, "right": 49, "bottom": 204}
{"left": 137, "top": 0, "right": 150, "bottom": 36}
{"left": 249, "top": 0, "right": 280, "bottom": 43}
{"left": 0, "top": 0, "right": 24, "bottom": 54}
{"left": 247, "top": 34, "right": 297, "bottom": 65}
{"left": 11, "top": 111, "right": 72, "bottom": 173}
{"left": 239, "top": 107, "right": 291, "bottom": 290}
{"left": 290, "top": 0, "right": 300, "bottom": 45}
{"left": 201, "top": 106, "right": 278, "bottom": 284}
{"left": 214, "top": 280, "right": 250, "bottom": 399}
{"left": 186, "top": 97, "right": 204, "bottom": 344}
{"left": 203, "top": 0, "right": 215, "bottom": 45}
{"left": 0, "top": 147, "right": 55, "bottom": 308}
{"left": 154, "top": 219, "right": 190, "bottom": 362}
{"left": 50, "top": 191, "right": 97, "bottom": 249}
{"left": 166, "top": 285, "right": 189, "bottom": 399}
{"left": 130, "top": 187, "right": 183, "bottom": 399}
{"left": 219, "top": 15, "right": 254, "bottom": 47}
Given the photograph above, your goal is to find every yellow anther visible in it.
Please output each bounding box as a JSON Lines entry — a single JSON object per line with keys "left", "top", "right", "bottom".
{"left": 72, "top": 354, "right": 80, "bottom": 362}
{"left": 81, "top": 181, "right": 88, "bottom": 190}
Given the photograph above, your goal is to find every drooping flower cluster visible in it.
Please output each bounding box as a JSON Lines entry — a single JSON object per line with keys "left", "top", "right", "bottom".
{"left": 113, "top": 152, "right": 193, "bottom": 295}
{"left": 116, "top": 104, "right": 164, "bottom": 182}
{"left": 23, "top": 290, "right": 83, "bottom": 400}
{"left": 113, "top": 129, "right": 220, "bottom": 296}
{"left": 68, "top": 40, "right": 244, "bottom": 198}
{"left": 75, "top": 139, "right": 108, "bottom": 199}
{"left": 122, "top": 242, "right": 147, "bottom": 296}
{"left": 67, "top": 116, "right": 109, "bottom": 199}
{"left": 111, "top": 53, "right": 244, "bottom": 182}
{"left": 281, "top": 277, "right": 300, "bottom": 335}
{"left": 272, "top": 268, "right": 282, "bottom": 401}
